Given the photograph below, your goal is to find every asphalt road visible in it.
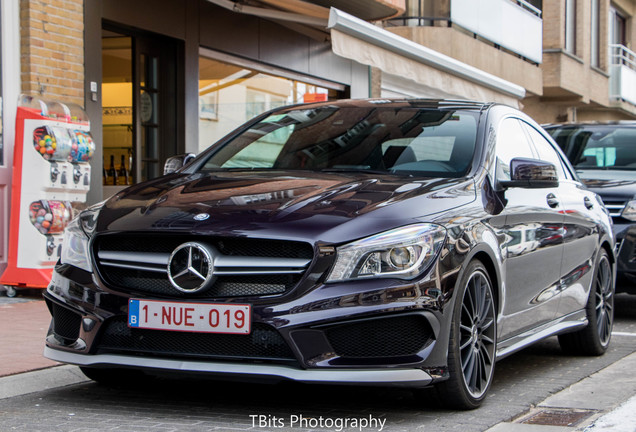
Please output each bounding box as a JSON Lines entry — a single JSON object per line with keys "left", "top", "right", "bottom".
{"left": 0, "top": 294, "right": 635, "bottom": 432}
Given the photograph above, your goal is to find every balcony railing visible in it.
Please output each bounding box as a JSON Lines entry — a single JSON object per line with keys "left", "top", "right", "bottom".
{"left": 609, "top": 44, "right": 636, "bottom": 106}
{"left": 384, "top": 0, "right": 542, "bottom": 64}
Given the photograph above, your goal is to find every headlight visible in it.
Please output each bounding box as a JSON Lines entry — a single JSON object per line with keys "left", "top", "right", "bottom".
{"left": 326, "top": 224, "right": 446, "bottom": 282}
{"left": 60, "top": 202, "right": 103, "bottom": 272}
{"left": 621, "top": 199, "right": 636, "bottom": 221}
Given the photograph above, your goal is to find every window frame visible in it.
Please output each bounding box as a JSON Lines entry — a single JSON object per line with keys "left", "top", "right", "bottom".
{"left": 520, "top": 121, "right": 573, "bottom": 181}
{"left": 591, "top": 0, "right": 600, "bottom": 67}
{"left": 494, "top": 116, "right": 538, "bottom": 184}
{"left": 564, "top": 0, "right": 577, "bottom": 54}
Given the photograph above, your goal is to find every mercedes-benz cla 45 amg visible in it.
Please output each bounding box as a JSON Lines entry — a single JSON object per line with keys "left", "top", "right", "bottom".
{"left": 44, "top": 99, "right": 615, "bottom": 409}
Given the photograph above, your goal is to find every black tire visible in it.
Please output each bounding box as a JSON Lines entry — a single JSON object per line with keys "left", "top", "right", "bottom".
{"left": 558, "top": 249, "right": 614, "bottom": 356}
{"left": 436, "top": 260, "right": 497, "bottom": 410}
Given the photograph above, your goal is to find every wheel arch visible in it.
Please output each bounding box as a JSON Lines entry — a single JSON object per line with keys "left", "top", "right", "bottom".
{"left": 600, "top": 238, "right": 615, "bottom": 266}
{"left": 463, "top": 247, "right": 502, "bottom": 317}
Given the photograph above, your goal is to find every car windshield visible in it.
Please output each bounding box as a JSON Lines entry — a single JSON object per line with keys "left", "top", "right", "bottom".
{"left": 547, "top": 125, "right": 636, "bottom": 171}
{"left": 199, "top": 106, "right": 479, "bottom": 177}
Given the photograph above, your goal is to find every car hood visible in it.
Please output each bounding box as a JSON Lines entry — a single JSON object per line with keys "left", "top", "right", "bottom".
{"left": 96, "top": 170, "right": 476, "bottom": 244}
{"left": 577, "top": 169, "right": 636, "bottom": 201}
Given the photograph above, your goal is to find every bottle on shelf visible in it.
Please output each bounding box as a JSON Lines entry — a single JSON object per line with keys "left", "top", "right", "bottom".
{"left": 118, "top": 154, "right": 130, "bottom": 185}
{"left": 108, "top": 155, "right": 118, "bottom": 186}
{"left": 128, "top": 150, "right": 134, "bottom": 185}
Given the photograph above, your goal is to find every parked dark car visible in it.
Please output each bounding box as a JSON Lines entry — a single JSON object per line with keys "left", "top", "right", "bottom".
{"left": 544, "top": 122, "right": 636, "bottom": 294}
{"left": 45, "top": 99, "right": 615, "bottom": 409}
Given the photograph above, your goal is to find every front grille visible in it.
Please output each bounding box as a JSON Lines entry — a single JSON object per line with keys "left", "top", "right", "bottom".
{"left": 51, "top": 303, "right": 82, "bottom": 342}
{"left": 603, "top": 199, "right": 627, "bottom": 221}
{"left": 96, "top": 235, "right": 314, "bottom": 258}
{"left": 93, "top": 234, "right": 313, "bottom": 298}
{"left": 96, "top": 316, "right": 296, "bottom": 361}
{"left": 105, "top": 268, "right": 298, "bottom": 298}
{"left": 325, "top": 315, "right": 433, "bottom": 358}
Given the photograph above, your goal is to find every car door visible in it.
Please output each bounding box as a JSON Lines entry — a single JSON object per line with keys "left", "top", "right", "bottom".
{"left": 495, "top": 117, "right": 564, "bottom": 341}
{"left": 523, "top": 122, "right": 600, "bottom": 317}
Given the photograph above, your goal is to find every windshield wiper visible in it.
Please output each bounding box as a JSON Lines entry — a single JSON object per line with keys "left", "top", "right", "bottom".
{"left": 320, "top": 167, "right": 404, "bottom": 175}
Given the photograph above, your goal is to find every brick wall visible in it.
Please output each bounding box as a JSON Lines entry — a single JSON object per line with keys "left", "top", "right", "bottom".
{"left": 20, "top": 0, "right": 84, "bottom": 107}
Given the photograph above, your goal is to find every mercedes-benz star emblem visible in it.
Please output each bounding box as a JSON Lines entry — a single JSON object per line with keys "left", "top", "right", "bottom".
{"left": 193, "top": 213, "right": 210, "bottom": 221}
{"left": 167, "top": 242, "right": 216, "bottom": 293}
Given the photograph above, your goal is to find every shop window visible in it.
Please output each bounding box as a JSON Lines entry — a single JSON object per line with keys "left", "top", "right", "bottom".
{"left": 102, "top": 33, "right": 133, "bottom": 188}
{"left": 198, "top": 51, "right": 346, "bottom": 153}
{"left": 102, "top": 27, "right": 181, "bottom": 193}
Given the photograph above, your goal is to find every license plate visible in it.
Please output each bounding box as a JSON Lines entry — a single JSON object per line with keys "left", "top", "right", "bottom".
{"left": 128, "top": 299, "right": 251, "bottom": 334}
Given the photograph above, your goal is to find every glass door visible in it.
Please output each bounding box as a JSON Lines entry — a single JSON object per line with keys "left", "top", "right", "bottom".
{"left": 102, "top": 26, "right": 181, "bottom": 195}
{"left": 135, "top": 37, "right": 178, "bottom": 182}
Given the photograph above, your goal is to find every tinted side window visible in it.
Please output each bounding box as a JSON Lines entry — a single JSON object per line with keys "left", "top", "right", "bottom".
{"left": 522, "top": 122, "right": 569, "bottom": 180}
{"left": 496, "top": 118, "right": 535, "bottom": 181}
{"left": 548, "top": 126, "right": 636, "bottom": 170}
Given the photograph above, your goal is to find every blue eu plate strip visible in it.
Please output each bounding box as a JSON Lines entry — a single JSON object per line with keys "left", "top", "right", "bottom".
{"left": 128, "top": 299, "right": 140, "bottom": 327}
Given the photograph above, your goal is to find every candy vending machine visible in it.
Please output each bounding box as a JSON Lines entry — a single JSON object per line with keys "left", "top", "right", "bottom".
{"left": 0, "top": 95, "right": 94, "bottom": 296}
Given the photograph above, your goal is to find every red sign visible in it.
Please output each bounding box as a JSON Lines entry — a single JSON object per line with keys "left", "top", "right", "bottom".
{"left": 303, "top": 93, "right": 328, "bottom": 103}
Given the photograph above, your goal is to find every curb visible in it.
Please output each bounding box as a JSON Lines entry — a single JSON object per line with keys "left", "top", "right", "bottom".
{"left": 487, "top": 351, "right": 636, "bottom": 431}
{"left": 0, "top": 365, "right": 89, "bottom": 400}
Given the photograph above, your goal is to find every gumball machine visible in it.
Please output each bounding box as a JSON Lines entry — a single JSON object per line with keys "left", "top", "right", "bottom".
{"left": 0, "top": 95, "right": 94, "bottom": 295}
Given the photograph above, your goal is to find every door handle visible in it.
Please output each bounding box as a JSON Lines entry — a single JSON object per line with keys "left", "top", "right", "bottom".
{"left": 584, "top": 196, "right": 594, "bottom": 209}
{"left": 546, "top": 193, "right": 559, "bottom": 208}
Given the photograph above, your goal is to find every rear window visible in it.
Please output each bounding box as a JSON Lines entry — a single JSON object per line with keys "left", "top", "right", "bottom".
{"left": 199, "top": 106, "right": 479, "bottom": 178}
{"left": 546, "top": 125, "right": 636, "bottom": 170}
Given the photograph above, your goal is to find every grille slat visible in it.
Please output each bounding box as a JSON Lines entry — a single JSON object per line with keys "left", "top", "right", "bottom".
{"left": 93, "top": 235, "right": 313, "bottom": 298}
{"left": 96, "top": 317, "right": 296, "bottom": 361}
{"left": 601, "top": 199, "right": 627, "bottom": 218}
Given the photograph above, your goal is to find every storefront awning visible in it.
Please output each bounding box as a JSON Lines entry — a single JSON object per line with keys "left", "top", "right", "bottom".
{"left": 327, "top": 8, "right": 526, "bottom": 107}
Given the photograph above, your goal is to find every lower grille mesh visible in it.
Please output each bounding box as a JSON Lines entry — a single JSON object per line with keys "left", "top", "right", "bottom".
{"left": 51, "top": 303, "right": 82, "bottom": 342}
{"left": 95, "top": 317, "right": 296, "bottom": 361}
{"left": 325, "top": 315, "right": 432, "bottom": 358}
{"left": 105, "top": 268, "right": 297, "bottom": 298}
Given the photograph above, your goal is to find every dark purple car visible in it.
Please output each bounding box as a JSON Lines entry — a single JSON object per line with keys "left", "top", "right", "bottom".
{"left": 45, "top": 99, "right": 615, "bottom": 409}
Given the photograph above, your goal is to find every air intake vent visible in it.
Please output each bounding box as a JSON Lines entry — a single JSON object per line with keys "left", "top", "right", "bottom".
{"left": 325, "top": 315, "right": 433, "bottom": 358}
{"left": 51, "top": 303, "right": 82, "bottom": 343}
{"left": 96, "top": 316, "right": 296, "bottom": 361}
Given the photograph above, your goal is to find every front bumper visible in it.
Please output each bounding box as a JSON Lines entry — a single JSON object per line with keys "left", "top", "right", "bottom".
{"left": 43, "top": 261, "right": 453, "bottom": 386}
{"left": 43, "top": 347, "right": 433, "bottom": 387}
{"left": 614, "top": 223, "right": 636, "bottom": 293}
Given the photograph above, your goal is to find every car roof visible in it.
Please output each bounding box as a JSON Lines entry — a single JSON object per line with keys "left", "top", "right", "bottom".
{"left": 275, "top": 98, "right": 494, "bottom": 112}
{"left": 543, "top": 121, "right": 636, "bottom": 128}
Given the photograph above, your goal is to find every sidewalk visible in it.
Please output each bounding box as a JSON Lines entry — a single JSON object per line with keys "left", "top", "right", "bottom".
{"left": 487, "top": 351, "right": 636, "bottom": 432}
{"left": 0, "top": 291, "right": 59, "bottom": 377}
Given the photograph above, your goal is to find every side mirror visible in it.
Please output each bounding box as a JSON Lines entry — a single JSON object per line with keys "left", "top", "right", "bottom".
{"left": 163, "top": 153, "right": 196, "bottom": 175}
{"left": 500, "top": 157, "right": 559, "bottom": 189}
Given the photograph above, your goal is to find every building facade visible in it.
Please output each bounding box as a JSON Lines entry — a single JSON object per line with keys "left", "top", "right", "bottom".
{"left": 380, "top": 0, "right": 636, "bottom": 123}
{"left": 525, "top": 0, "right": 636, "bottom": 122}
{"left": 2, "top": 0, "right": 635, "bottom": 278}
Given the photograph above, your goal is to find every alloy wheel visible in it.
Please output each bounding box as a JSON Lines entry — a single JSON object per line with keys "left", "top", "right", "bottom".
{"left": 595, "top": 254, "right": 613, "bottom": 347}
{"left": 459, "top": 270, "right": 496, "bottom": 399}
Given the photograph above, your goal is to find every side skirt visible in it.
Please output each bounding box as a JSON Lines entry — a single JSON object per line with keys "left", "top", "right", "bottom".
{"left": 496, "top": 310, "right": 587, "bottom": 360}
